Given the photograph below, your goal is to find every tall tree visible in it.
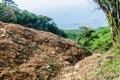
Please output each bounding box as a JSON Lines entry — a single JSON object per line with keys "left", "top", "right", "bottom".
{"left": 93, "top": 0, "right": 120, "bottom": 43}
{"left": 0, "top": 3, "right": 17, "bottom": 23}
{"left": 2, "top": 0, "right": 16, "bottom": 7}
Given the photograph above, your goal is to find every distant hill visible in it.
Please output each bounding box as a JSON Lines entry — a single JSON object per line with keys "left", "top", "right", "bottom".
{"left": 58, "top": 23, "right": 108, "bottom": 30}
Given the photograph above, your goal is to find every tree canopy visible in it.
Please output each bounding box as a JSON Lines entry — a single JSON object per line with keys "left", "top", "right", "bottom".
{"left": 0, "top": 3, "right": 16, "bottom": 23}
{"left": 93, "top": 0, "right": 120, "bottom": 43}
{"left": 0, "top": 2, "right": 67, "bottom": 38}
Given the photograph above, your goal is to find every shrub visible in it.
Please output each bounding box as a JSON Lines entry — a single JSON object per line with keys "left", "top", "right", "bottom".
{"left": 78, "top": 27, "right": 112, "bottom": 52}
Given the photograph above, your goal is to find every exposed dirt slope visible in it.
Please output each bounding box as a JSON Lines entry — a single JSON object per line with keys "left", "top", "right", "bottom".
{"left": 52, "top": 53, "right": 102, "bottom": 80}
{"left": 0, "top": 21, "right": 85, "bottom": 80}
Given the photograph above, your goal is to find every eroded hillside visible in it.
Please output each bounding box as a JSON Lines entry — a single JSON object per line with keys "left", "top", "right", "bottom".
{"left": 0, "top": 21, "right": 85, "bottom": 80}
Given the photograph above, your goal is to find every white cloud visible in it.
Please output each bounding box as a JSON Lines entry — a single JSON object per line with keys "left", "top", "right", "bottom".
{"left": 13, "top": 0, "right": 107, "bottom": 27}
{"left": 14, "top": 0, "right": 89, "bottom": 10}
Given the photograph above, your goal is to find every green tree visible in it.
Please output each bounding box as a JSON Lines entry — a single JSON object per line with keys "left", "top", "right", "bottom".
{"left": 79, "top": 26, "right": 95, "bottom": 37}
{"left": 0, "top": 2, "right": 67, "bottom": 37}
{"left": 93, "top": 0, "right": 120, "bottom": 44}
{"left": 0, "top": 3, "right": 16, "bottom": 23}
{"left": 14, "top": 10, "right": 67, "bottom": 37}
{"left": 2, "top": 0, "right": 16, "bottom": 6}
{"left": 77, "top": 26, "right": 95, "bottom": 50}
{"left": 77, "top": 27, "right": 112, "bottom": 52}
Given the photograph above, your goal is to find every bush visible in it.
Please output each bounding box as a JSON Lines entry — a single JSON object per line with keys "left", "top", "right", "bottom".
{"left": 63, "top": 29, "right": 81, "bottom": 41}
{"left": 78, "top": 27, "right": 112, "bottom": 52}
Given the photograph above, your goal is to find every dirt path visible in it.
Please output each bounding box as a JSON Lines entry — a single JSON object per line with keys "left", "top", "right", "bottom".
{"left": 53, "top": 53, "right": 102, "bottom": 80}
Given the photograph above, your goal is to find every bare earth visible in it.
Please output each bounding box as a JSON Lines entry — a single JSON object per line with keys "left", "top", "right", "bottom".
{"left": 0, "top": 21, "right": 86, "bottom": 80}
{"left": 53, "top": 53, "right": 101, "bottom": 80}
{"left": 0, "top": 21, "right": 105, "bottom": 80}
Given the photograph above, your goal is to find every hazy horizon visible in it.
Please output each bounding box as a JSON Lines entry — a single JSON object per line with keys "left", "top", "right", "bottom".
{"left": 14, "top": 0, "right": 108, "bottom": 29}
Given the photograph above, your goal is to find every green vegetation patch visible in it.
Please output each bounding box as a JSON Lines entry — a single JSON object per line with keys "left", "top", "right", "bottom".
{"left": 78, "top": 27, "right": 112, "bottom": 53}
{"left": 63, "top": 29, "right": 81, "bottom": 41}
{"left": 92, "top": 46, "right": 120, "bottom": 80}
{"left": 64, "top": 27, "right": 112, "bottom": 53}
{"left": 0, "top": 3, "right": 67, "bottom": 38}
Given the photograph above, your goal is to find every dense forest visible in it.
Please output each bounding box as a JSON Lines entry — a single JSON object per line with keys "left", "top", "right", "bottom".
{"left": 0, "top": 0, "right": 120, "bottom": 80}
{"left": 0, "top": 1, "right": 67, "bottom": 38}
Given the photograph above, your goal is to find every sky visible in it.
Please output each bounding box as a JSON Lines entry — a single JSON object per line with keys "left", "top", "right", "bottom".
{"left": 13, "top": 0, "right": 108, "bottom": 29}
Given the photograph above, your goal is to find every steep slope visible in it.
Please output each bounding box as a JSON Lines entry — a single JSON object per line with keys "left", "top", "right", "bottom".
{"left": 0, "top": 21, "right": 85, "bottom": 80}
{"left": 53, "top": 53, "right": 102, "bottom": 80}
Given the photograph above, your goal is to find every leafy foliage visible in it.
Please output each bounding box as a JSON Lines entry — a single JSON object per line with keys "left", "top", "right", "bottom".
{"left": 0, "top": 3, "right": 67, "bottom": 37}
{"left": 92, "top": 45, "right": 120, "bottom": 80}
{"left": 0, "top": 3, "right": 16, "bottom": 23}
{"left": 64, "top": 26, "right": 112, "bottom": 53}
{"left": 63, "top": 29, "right": 81, "bottom": 41}
{"left": 14, "top": 10, "right": 67, "bottom": 37}
{"left": 93, "top": 0, "right": 120, "bottom": 43}
{"left": 78, "top": 27, "right": 112, "bottom": 52}
{"left": 2, "top": 0, "right": 17, "bottom": 7}
{"left": 79, "top": 26, "right": 95, "bottom": 37}
{"left": 91, "top": 28, "right": 112, "bottom": 51}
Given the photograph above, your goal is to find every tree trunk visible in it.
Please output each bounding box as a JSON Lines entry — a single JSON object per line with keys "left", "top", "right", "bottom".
{"left": 98, "top": 0, "right": 120, "bottom": 44}
{"left": 107, "top": 1, "right": 120, "bottom": 44}
{"left": 108, "top": 15, "right": 120, "bottom": 45}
